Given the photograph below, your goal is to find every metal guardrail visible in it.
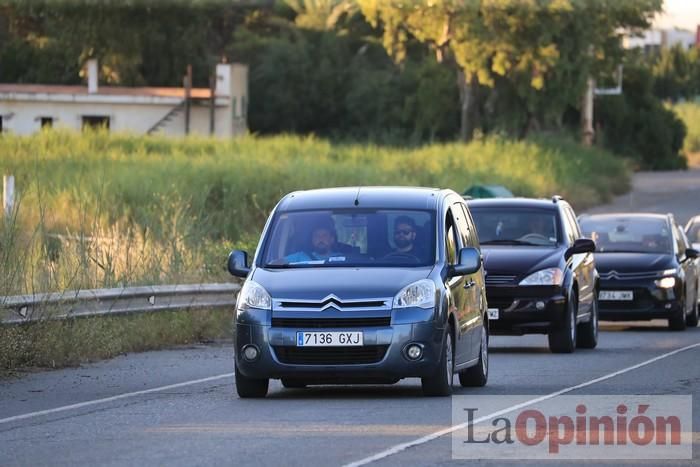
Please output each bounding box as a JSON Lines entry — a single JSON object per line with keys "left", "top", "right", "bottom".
{"left": 0, "top": 283, "right": 241, "bottom": 325}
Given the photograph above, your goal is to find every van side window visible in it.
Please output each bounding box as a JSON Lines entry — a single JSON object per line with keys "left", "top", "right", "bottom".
{"left": 445, "top": 212, "right": 458, "bottom": 265}
{"left": 452, "top": 203, "right": 471, "bottom": 248}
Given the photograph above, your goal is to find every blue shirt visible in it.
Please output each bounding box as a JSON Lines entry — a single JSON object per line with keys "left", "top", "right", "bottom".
{"left": 285, "top": 251, "right": 343, "bottom": 263}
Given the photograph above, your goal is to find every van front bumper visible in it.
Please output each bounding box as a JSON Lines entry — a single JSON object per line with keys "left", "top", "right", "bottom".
{"left": 234, "top": 322, "right": 445, "bottom": 382}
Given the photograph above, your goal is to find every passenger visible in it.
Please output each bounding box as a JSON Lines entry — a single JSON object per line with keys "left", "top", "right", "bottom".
{"left": 285, "top": 222, "right": 343, "bottom": 263}
{"left": 391, "top": 216, "right": 419, "bottom": 256}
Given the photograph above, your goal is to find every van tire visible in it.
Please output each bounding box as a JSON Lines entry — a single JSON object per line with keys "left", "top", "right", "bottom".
{"left": 235, "top": 365, "right": 269, "bottom": 398}
{"left": 421, "top": 327, "right": 454, "bottom": 397}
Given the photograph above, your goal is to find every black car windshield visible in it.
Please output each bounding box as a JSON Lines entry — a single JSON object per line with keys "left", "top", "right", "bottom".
{"left": 579, "top": 217, "right": 672, "bottom": 254}
{"left": 470, "top": 208, "right": 560, "bottom": 246}
{"left": 260, "top": 209, "right": 436, "bottom": 268}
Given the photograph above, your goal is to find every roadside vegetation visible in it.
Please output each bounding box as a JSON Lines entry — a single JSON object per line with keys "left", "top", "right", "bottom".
{"left": 0, "top": 308, "right": 231, "bottom": 373}
{"left": 670, "top": 102, "right": 700, "bottom": 164}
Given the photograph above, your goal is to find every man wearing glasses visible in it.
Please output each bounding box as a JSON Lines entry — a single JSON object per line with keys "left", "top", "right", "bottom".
{"left": 389, "top": 216, "right": 420, "bottom": 260}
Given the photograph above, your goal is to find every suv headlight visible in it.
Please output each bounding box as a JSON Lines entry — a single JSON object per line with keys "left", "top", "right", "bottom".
{"left": 519, "top": 268, "right": 564, "bottom": 286}
{"left": 393, "top": 279, "right": 436, "bottom": 309}
{"left": 237, "top": 280, "right": 272, "bottom": 310}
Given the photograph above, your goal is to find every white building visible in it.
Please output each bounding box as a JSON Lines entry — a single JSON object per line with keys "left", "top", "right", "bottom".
{"left": 0, "top": 60, "right": 248, "bottom": 138}
{"left": 624, "top": 27, "right": 697, "bottom": 52}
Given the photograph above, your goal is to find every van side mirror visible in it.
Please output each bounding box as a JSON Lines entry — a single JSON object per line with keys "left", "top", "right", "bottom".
{"left": 228, "top": 250, "right": 251, "bottom": 278}
{"left": 686, "top": 248, "right": 699, "bottom": 259}
{"left": 448, "top": 247, "right": 481, "bottom": 277}
{"left": 565, "top": 238, "right": 596, "bottom": 260}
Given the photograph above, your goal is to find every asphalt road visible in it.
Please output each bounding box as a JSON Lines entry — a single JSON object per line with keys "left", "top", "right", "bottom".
{"left": 2, "top": 170, "right": 700, "bottom": 467}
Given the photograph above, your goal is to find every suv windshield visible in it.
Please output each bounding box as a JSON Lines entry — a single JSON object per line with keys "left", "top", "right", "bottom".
{"left": 470, "top": 208, "right": 560, "bottom": 246}
{"left": 579, "top": 217, "right": 673, "bottom": 254}
{"left": 260, "top": 209, "right": 436, "bottom": 268}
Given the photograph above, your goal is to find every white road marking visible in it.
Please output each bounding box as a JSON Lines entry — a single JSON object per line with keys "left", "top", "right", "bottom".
{"left": 0, "top": 372, "right": 234, "bottom": 425}
{"left": 344, "top": 341, "right": 700, "bottom": 467}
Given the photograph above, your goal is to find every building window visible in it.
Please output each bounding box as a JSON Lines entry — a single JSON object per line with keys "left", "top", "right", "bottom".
{"left": 40, "top": 117, "right": 53, "bottom": 128}
{"left": 82, "top": 115, "right": 110, "bottom": 131}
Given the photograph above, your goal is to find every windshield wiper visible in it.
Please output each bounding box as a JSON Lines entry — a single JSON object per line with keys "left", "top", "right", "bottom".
{"left": 481, "top": 239, "right": 538, "bottom": 246}
{"left": 264, "top": 263, "right": 297, "bottom": 269}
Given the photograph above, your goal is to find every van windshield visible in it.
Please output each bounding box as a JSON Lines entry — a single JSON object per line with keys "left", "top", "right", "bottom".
{"left": 260, "top": 209, "right": 436, "bottom": 268}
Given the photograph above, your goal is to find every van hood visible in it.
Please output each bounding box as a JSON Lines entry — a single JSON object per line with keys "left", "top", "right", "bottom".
{"left": 251, "top": 266, "right": 434, "bottom": 301}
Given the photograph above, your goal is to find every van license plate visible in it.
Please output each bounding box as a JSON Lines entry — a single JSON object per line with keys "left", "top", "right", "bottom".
{"left": 296, "top": 331, "right": 364, "bottom": 347}
{"left": 599, "top": 290, "right": 633, "bottom": 301}
{"left": 487, "top": 308, "right": 499, "bottom": 320}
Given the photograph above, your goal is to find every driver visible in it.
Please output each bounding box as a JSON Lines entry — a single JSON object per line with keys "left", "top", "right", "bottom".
{"left": 285, "top": 222, "right": 343, "bottom": 263}
{"left": 391, "top": 216, "right": 418, "bottom": 255}
{"left": 525, "top": 216, "right": 552, "bottom": 238}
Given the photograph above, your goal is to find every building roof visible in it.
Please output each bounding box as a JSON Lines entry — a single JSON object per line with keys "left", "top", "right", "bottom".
{"left": 0, "top": 83, "right": 212, "bottom": 99}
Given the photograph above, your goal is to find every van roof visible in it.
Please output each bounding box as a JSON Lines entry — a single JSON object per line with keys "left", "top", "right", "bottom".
{"left": 277, "top": 186, "right": 446, "bottom": 211}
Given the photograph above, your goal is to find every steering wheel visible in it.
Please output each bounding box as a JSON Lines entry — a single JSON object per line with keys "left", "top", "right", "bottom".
{"left": 518, "top": 233, "right": 549, "bottom": 242}
{"left": 381, "top": 252, "right": 421, "bottom": 263}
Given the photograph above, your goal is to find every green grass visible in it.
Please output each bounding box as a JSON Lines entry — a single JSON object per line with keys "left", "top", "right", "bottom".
{"left": 0, "top": 308, "right": 233, "bottom": 373}
{"left": 671, "top": 101, "right": 700, "bottom": 155}
{"left": 0, "top": 130, "right": 630, "bottom": 370}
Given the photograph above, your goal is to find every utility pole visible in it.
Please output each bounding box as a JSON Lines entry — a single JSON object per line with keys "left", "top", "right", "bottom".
{"left": 184, "top": 65, "right": 192, "bottom": 135}
{"left": 582, "top": 77, "right": 595, "bottom": 146}
{"left": 209, "top": 74, "right": 216, "bottom": 136}
{"left": 3, "top": 175, "right": 15, "bottom": 218}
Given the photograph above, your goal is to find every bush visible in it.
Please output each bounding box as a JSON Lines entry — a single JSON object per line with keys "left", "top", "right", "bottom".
{"left": 595, "top": 62, "right": 687, "bottom": 170}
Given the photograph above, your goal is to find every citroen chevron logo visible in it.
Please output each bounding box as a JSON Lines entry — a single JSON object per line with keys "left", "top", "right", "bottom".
{"left": 319, "top": 294, "right": 343, "bottom": 311}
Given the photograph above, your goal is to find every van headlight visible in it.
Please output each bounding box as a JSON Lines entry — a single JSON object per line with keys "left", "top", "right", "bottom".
{"left": 238, "top": 280, "right": 272, "bottom": 310}
{"left": 519, "top": 268, "right": 564, "bottom": 286}
{"left": 393, "top": 279, "right": 436, "bottom": 309}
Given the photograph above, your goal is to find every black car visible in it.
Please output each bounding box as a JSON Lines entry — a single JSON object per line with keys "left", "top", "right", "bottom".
{"left": 579, "top": 213, "right": 699, "bottom": 330}
{"left": 468, "top": 197, "right": 598, "bottom": 353}
{"left": 228, "top": 187, "right": 488, "bottom": 398}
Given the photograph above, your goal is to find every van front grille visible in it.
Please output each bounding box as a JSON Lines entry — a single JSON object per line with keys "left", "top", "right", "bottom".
{"left": 273, "top": 345, "right": 389, "bottom": 365}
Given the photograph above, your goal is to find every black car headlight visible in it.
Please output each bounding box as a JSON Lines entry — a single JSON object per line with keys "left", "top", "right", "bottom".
{"left": 655, "top": 276, "right": 676, "bottom": 289}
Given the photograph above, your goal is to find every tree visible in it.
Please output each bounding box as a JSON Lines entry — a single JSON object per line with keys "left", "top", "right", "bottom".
{"left": 358, "top": 0, "right": 662, "bottom": 141}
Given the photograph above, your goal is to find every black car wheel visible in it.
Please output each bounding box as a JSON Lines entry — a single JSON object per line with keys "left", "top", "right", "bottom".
{"left": 281, "top": 379, "right": 307, "bottom": 389}
{"left": 577, "top": 295, "right": 599, "bottom": 349}
{"left": 669, "top": 298, "right": 687, "bottom": 331}
{"left": 548, "top": 290, "right": 577, "bottom": 353}
{"left": 235, "top": 364, "right": 269, "bottom": 398}
{"left": 422, "top": 326, "right": 454, "bottom": 397}
{"left": 459, "top": 320, "right": 489, "bottom": 387}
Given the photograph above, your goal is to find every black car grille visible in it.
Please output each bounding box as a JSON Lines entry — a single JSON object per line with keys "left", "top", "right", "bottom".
{"left": 271, "top": 317, "right": 391, "bottom": 328}
{"left": 273, "top": 345, "right": 389, "bottom": 365}
{"left": 485, "top": 274, "right": 517, "bottom": 286}
{"left": 599, "top": 270, "right": 663, "bottom": 281}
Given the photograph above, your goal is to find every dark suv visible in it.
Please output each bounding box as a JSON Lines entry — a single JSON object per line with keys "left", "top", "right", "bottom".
{"left": 579, "top": 213, "right": 699, "bottom": 330}
{"left": 228, "top": 187, "right": 489, "bottom": 398}
{"left": 468, "top": 197, "right": 598, "bottom": 353}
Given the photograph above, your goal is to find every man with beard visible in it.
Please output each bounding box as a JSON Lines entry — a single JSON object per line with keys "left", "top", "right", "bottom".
{"left": 285, "top": 220, "right": 342, "bottom": 263}
{"left": 390, "top": 216, "right": 419, "bottom": 257}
